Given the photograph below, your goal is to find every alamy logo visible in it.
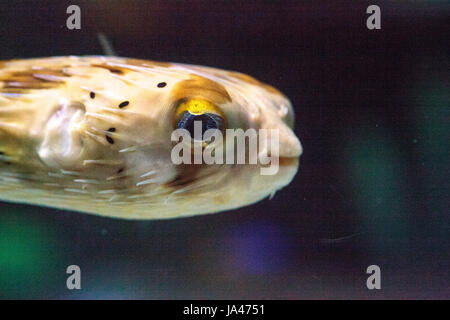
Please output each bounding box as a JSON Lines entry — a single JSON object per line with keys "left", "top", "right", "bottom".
{"left": 366, "top": 265, "right": 381, "bottom": 289}
{"left": 66, "top": 265, "right": 81, "bottom": 290}
{"left": 366, "top": 5, "right": 381, "bottom": 30}
{"left": 66, "top": 5, "right": 81, "bottom": 30}
{"left": 171, "top": 122, "right": 280, "bottom": 175}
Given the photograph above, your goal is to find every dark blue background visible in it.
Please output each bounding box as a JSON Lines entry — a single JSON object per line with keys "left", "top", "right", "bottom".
{"left": 0, "top": 0, "right": 448, "bottom": 299}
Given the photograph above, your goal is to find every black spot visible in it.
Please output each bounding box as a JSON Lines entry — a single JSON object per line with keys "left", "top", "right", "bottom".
{"left": 90, "top": 92, "right": 95, "bottom": 99}
{"left": 117, "top": 168, "right": 124, "bottom": 174}
{"left": 118, "top": 101, "right": 129, "bottom": 108}
{"left": 157, "top": 82, "right": 167, "bottom": 88}
{"left": 109, "top": 69, "right": 123, "bottom": 74}
{"left": 106, "top": 127, "right": 116, "bottom": 144}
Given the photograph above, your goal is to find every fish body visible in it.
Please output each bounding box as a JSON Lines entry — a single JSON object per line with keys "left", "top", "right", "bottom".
{"left": 0, "top": 56, "right": 302, "bottom": 219}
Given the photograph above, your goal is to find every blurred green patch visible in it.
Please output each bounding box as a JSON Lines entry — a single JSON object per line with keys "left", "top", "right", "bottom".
{"left": 414, "top": 84, "right": 449, "bottom": 160}
{"left": 0, "top": 214, "right": 62, "bottom": 298}
{"left": 346, "top": 130, "right": 410, "bottom": 252}
{"left": 412, "top": 81, "right": 449, "bottom": 241}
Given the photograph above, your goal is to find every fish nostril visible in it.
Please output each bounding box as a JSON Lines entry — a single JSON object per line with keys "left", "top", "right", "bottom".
{"left": 277, "top": 103, "right": 289, "bottom": 117}
{"left": 275, "top": 102, "right": 295, "bottom": 129}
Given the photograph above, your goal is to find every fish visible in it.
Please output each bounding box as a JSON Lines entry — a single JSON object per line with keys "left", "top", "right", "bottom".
{"left": 0, "top": 56, "right": 302, "bottom": 219}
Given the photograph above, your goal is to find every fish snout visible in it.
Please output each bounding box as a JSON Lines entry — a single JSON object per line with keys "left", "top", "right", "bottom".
{"left": 277, "top": 125, "right": 302, "bottom": 158}
{"left": 262, "top": 119, "right": 302, "bottom": 160}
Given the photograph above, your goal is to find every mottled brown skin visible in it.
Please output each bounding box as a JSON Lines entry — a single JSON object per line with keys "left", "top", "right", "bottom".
{"left": 0, "top": 69, "right": 67, "bottom": 91}
{"left": 171, "top": 74, "right": 232, "bottom": 105}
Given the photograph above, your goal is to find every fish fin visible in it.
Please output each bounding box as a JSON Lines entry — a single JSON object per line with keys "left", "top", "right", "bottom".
{"left": 97, "top": 33, "right": 117, "bottom": 56}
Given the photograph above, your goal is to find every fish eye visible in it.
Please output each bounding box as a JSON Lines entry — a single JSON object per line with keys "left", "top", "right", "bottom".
{"left": 177, "top": 112, "right": 224, "bottom": 139}
{"left": 174, "top": 98, "right": 225, "bottom": 140}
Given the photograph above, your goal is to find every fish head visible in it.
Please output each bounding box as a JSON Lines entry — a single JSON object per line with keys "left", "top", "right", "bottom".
{"left": 14, "top": 57, "right": 302, "bottom": 219}
{"left": 118, "top": 64, "right": 303, "bottom": 218}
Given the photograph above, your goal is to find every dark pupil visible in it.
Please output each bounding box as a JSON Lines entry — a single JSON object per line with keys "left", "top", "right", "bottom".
{"left": 178, "top": 112, "right": 222, "bottom": 139}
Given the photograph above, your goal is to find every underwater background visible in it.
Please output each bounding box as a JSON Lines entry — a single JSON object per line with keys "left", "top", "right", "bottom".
{"left": 0, "top": 0, "right": 448, "bottom": 299}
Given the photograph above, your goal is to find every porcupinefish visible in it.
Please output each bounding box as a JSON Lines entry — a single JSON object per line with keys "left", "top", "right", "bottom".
{"left": 0, "top": 56, "right": 302, "bottom": 219}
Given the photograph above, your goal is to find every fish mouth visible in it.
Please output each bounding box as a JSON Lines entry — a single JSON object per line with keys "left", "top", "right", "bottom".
{"left": 276, "top": 156, "right": 300, "bottom": 183}
{"left": 279, "top": 156, "right": 299, "bottom": 167}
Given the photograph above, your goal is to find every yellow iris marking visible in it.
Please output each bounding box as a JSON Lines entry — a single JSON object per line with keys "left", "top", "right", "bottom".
{"left": 174, "top": 98, "right": 224, "bottom": 120}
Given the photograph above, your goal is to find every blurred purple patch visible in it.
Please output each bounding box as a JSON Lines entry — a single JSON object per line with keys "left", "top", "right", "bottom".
{"left": 226, "top": 222, "right": 292, "bottom": 275}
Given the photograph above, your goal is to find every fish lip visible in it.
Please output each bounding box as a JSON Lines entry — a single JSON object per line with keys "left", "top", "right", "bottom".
{"left": 279, "top": 156, "right": 299, "bottom": 167}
